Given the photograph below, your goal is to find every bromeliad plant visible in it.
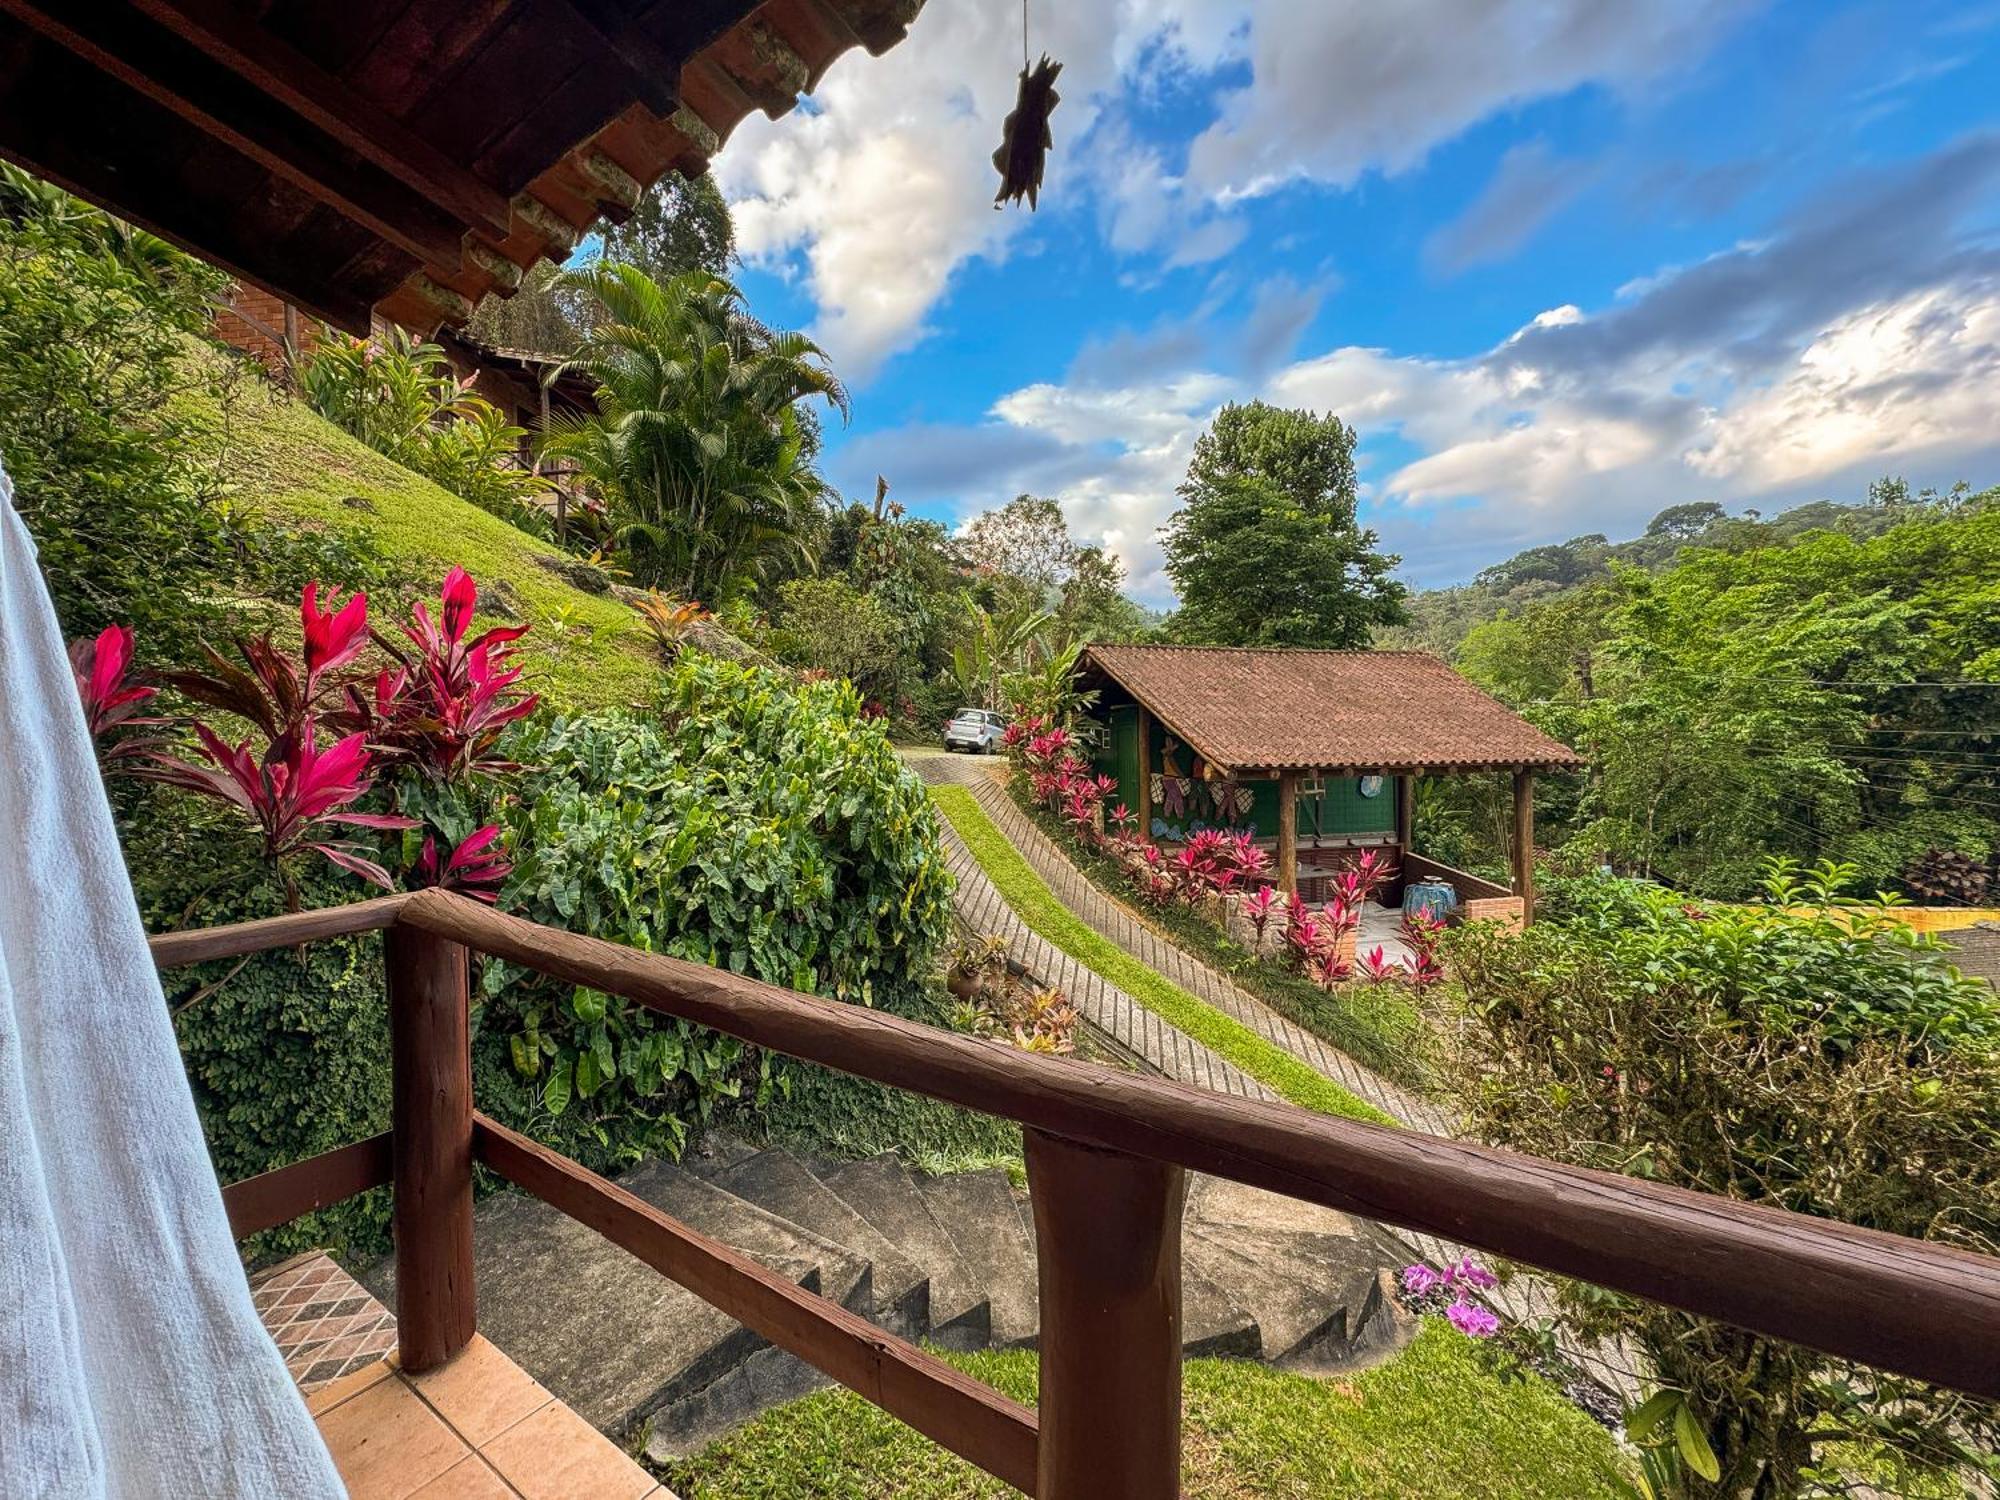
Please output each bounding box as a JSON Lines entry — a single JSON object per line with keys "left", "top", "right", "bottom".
{"left": 71, "top": 569, "right": 529, "bottom": 908}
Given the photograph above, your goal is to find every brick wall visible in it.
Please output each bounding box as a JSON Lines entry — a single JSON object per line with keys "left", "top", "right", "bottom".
{"left": 213, "top": 282, "right": 320, "bottom": 376}
{"left": 1461, "top": 895, "right": 1525, "bottom": 931}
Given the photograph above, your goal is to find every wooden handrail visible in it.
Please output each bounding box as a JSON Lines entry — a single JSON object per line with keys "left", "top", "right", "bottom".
{"left": 168, "top": 889, "right": 2000, "bottom": 1493}
{"left": 474, "top": 1114, "right": 1040, "bottom": 1491}
{"left": 395, "top": 888, "right": 2000, "bottom": 1399}
{"left": 149, "top": 891, "right": 410, "bottom": 967}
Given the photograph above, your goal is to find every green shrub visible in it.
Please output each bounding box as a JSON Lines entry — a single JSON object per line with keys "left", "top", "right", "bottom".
{"left": 769, "top": 576, "right": 905, "bottom": 708}
{"left": 475, "top": 658, "right": 954, "bottom": 1167}
{"left": 0, "top": 165, "right": 235, "bottom": 657}
{"left": 1437, "top": 862, "right": 2000, "bottom": 1497}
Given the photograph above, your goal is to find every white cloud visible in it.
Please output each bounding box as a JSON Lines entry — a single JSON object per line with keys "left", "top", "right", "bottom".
{"left": 1181, "top": 0, "right": 1757, "bottom": 200}
{"left": 1687, "top": 281, "right": 2000, "bottom": 486}
{"left": 841, "top": 135, "right": 2000, "bottom": 598}
{"left": 720, "top": 0, "right": 1757, "bottom": 377}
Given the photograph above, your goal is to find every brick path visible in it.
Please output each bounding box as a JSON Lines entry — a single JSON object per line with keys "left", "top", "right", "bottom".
{"left": 911, "top": 748, "right": 1640, "bottom": 1396}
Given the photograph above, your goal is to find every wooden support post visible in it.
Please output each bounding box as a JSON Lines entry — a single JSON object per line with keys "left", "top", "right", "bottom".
{"left": 386, "top": 923, "right": 475, "bottom": 1373}
{"left": 1026, "top": 1128, "right": 1185, "bottom": 1500}
{"left": 1512, "top": 768, "right": 1535, "bottom": 925}
{"left": 1134, "top": 705, "right": 1154, "bottom": 839}
{"left": 1396, "top": 771, "right": 1416, "bottom": 856}
{"left": 1277, "top": 770, "right": 1299, "bottom": 895}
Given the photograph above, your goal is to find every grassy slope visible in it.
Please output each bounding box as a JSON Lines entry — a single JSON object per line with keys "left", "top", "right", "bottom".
{"left": 664, "top": 1323, "right": 1630, "bottom": 1499}
{"left": 186, "top": 362, "right": 659, "bottom": 710}
{"left": 930, "top": 784, "right": 1396, "bottom": 1126}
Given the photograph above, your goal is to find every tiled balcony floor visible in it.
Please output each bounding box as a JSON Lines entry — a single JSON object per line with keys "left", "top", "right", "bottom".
{"left": 307, "top": 1337, "right": 673, "bottom": 1500}
{"left": 254, "top": 1252, "right": 672, "bottom": 1498}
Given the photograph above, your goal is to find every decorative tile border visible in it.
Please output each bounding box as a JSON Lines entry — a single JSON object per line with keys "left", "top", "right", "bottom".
{"left": 252, "top": 1251, "right": 399, "bottom": 1391}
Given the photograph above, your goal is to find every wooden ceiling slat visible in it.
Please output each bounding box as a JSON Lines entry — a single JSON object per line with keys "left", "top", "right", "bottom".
{"left": 538, "top": 0, "right": 681, "bottom": 116}
{"left": 410, "top": 12, "right": 596, "bottom": 182}
{"left": 0, "top": 0, "right": 473, "bottom": 268}
{"left": 130, "top": 0, "right": 514, "bottom": 237}
{"left": 0, "top": 0, "right": 925, "bottom": 332}
{"left": 0, "top": 25, "right": 375, "bottom": 330}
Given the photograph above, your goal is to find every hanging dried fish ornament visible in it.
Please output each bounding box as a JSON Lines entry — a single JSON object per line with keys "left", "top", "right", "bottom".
{"left": 993, "top": 54, "right": 1062, "bottom": 210}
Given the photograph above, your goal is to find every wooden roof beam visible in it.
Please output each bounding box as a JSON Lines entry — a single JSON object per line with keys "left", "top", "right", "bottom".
{"left": 0, "top": 0, "right": 474, "bottom": 268}
{"left": 541, "top": 0, "right": 684, "bottom": 117}
{"left": 125, "top": 0, "right": 514, "bottom": 239}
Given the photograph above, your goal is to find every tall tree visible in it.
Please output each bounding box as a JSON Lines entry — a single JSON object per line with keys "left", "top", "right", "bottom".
{"left": 960, "top": 494, "right": 1078, "bottom": 597}
{"left": 542, "top": 265, "right": 846, "bottom": 604}
{"left": 1185, "top": 401, "right": 1359, "bottom": 528}
{"left": 600, "top": 171, "right": 734, "bottom": 282}
{"left": 466, "top": 172, "right": 734, "bottom": 355}
{"left": 1160, "top": 474, "right": 1406, "bottom": 648}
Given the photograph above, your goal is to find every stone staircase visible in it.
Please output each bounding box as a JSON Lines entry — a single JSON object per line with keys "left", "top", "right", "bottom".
{"left": 373, "top": 1137, "right": 1413, "bottom": 1464}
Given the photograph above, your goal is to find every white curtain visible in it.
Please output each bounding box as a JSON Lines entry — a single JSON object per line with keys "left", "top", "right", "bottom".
{"left": 0, "top": 465, "right": 345, "bottom": 1498}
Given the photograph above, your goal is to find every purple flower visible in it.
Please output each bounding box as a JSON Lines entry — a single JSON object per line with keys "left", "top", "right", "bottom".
{"left": 1448, "top": 1256, "right": 1499, "bottom": 1291}
{"left": 1401, "top": 1263, "right": 1445, "bottom": 1297}
{"left": 1445, "top": 1299, "right": 1501, "bottom": 1339}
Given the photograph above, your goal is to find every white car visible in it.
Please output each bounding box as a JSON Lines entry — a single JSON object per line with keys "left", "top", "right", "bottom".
{"left": 944, "top": 708, "right": 1007, "bottom": 754}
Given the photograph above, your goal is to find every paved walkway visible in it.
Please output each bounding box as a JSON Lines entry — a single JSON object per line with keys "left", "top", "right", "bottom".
{"left": 910, "top": 747, "right": 1640, "bottom": 1397}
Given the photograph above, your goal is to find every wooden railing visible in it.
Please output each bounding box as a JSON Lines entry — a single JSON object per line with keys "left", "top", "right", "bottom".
{"left": 155, "top": 888, "right": 2000, "bottom": 1498}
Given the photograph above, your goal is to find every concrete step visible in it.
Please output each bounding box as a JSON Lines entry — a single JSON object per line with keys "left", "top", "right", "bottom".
{"left": 713, "top": 1148, "right": 931, "bottom": 1340}
{"left": 1184, "top": 1222, "right": 1406, "bottom": 1370}
{"left": 817, "top": 1155, "right": 992, "bottom": 1351}
{"left": 681, "top": 1129, "right": 761, "bottom": 1179}
{"left": 913, "top": 1168, "right": 1039, "bottom": 1348}
{"left": 371, "top": 1187, "right": 816, "bottom": 1437}
{"left": 611, "top": 1159, "right": 882, "bottom": 1459}
{"left": 616, "top": 1158, "right": 876, "bottom": 1319}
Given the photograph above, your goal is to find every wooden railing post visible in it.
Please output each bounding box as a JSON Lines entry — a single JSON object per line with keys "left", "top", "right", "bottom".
{"left": 386, "top": 922, "right": 475, "bottom": 1372}
{"left": 1026, "top": 1127, "right": 1185, "bottom": 1499}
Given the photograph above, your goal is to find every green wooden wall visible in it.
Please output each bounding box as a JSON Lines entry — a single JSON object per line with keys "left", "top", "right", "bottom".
{"left": 1090, "top": 707, "right": 1397, "bottom": 842}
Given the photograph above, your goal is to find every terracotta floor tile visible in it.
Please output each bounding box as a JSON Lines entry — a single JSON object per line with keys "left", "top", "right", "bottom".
{"left": 306, "top": 1359, "right": 395, "bottom": 1416}
{"left": 317, "top": 1373, "right": 468, "bottom": 1500}
{"left": 408, "top": 1335, "right": 554, "bottom": 1449}
{"left": 480, "top": 1401, "right": 653, "bottom": 1500}
{"left": 408, "top": 1456, "right": 519, "bottom": 1499}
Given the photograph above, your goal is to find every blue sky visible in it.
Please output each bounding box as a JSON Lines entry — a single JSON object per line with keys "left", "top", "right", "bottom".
{"left": 711, "top": 1, "right": 2000, "bottom": 601}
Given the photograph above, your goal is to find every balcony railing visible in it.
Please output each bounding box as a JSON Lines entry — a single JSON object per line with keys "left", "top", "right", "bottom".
{"left": 153, "top": 888, "right": 2000, "bottom": 1499}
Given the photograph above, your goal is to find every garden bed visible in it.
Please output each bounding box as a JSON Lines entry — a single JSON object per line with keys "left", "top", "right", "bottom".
{"left": 1001, "top": 776, "right": 1435, "bottom": 1095}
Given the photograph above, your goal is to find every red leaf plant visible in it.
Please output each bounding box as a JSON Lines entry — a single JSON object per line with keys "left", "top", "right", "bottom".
{"left": 411, "top": 825, "right": 512, "bottom": 902}
{"left": 145, "top": 718, "right": 416, "bottom": 895}
{"left": 1356, "top": 944, "right": 1408, "bottom": 983}
{"left": 68, "top": 624, "right": 169, "bottom": 768}
{"left": 340, "top": 567, "right": 539, "bottom": 780}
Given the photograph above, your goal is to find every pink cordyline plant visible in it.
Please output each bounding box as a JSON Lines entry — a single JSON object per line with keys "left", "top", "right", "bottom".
{"left": 69, "top": 624, "right": 167, "bottom": 768}
{"left": 146, "top": 718, "right": 416, "bottom": 893}
{"left": 1401, "top": 908, "right": 1446, "bottom": 985}
{"left": 340, "top": 567, "right": 540, "bottom": 780}
{"left": 300, "top": 581, "right": 369, "bottom": 697}
{"left": 1356, "top": 944, "right": 1407, "bottom": 982}
{"left": 1241, "top": 884, "right": 1279, "bottom": 944}
{"left": 411, "top": 825, "right": 512, "bottom": 902}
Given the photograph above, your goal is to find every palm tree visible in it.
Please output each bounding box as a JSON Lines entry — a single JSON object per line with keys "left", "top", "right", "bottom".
{"left": 541, "top": 264, "right": 848, "bottom": 603}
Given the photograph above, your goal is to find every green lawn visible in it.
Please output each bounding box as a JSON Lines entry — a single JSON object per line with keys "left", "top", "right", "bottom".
{"left": 929, "top": 784, "right": 1396, "bottom": 1126}
{"left": 662, "top": 1321, "right": 1631, "bottom": 1498}
{"left": 177, "top": 351, "right": 661, "bottom": 710}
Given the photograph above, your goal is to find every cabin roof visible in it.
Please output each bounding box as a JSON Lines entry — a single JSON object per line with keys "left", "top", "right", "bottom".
{"left": 1077, "top": 643, "right": 1584, "bottom": 776}
{"left": 0, "top": 1, "right": 924, "bottom": 334}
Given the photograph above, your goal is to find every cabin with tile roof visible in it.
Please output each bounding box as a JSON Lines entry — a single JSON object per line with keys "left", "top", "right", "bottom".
{"left": 1076, "top": 644, "right": 1583, "bottom": 921}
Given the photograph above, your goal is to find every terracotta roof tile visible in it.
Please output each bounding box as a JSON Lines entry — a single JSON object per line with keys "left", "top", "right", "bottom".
{"left": 1079, "top": 644, "right": 1583, "bottom": 775}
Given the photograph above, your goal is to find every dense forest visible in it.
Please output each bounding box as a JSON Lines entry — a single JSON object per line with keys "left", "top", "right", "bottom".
{"left": 1392, "top": 483, "right": 2000, "bottom": 899}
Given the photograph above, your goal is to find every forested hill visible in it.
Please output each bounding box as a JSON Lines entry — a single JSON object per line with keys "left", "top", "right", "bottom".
{"left": 1389, "top": 480, "right": 2000, "bottom": 901}
{"left": 1384, "top": 481, "right": 1981, "bottom": 657}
